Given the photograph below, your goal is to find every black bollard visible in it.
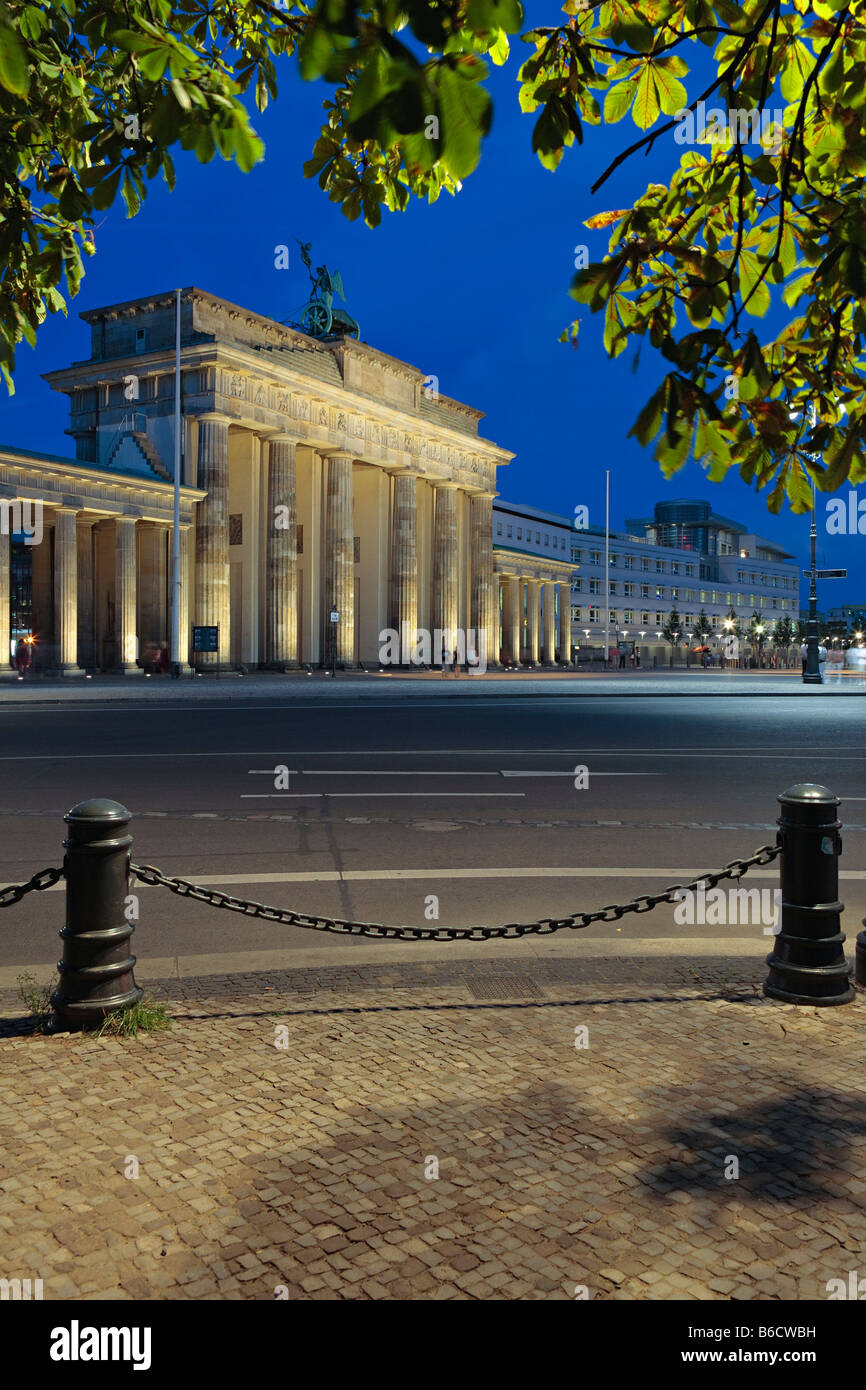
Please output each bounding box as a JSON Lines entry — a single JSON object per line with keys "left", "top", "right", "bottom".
{"left": 856, "top": 926, "right": 866, "bottom": 989}
{"left": 50, "top": 799, "right": 143, "bottom": 1031}
{"left": 764, "top": 783, "right": 854, "bottom": 1006}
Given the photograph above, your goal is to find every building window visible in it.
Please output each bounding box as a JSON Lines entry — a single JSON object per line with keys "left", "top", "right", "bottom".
{"left": 589, "top": 607, "right": 600, "bottom": 623}
{"left": 624, "top": 582, "right": 634, "bottom": 596}
{"left": 609, "top": 582, "right": 617, "bottom": 595}
{"left": 507, "top": 526, "right": 512, "bottom": 538}
{"left": 610, "top": 553, "right": 618, "bottom": 565}
{"left": 671, "top": 588, "right": 679, "bottom": 599}
{"left": 135, "top": 328, "right": 147, "bottom": 350}
{"left": 545, "top": 535, "right": 550, "bottom": 546}
{"left": 297, "top": 524, "right": 303, "bottom": 555}
{"left": 656, "top": 587, "right": 665, "bottom": 599}
{"left": 589, "top": 579, "right": 601, "bottom": 595}
{"left": 516, "top": 527, "right": 522, "bottom": 540}
{"left": 671, "top": 562, "right": 680, "bottom": 575}
{"left": 656, "top": 612, "right": 664, "bottom": 624}
{"left": 685, "top": 564, "right": 695, "bottom": 576}
{"left": 590, "top": 550, "right": 601, "bottom": 564}
{"left": 641, "top": 611, "right": 650, "bottom": 623}
{"left": 354, "top": 536, "right": 360, "bottom": 564}
{"left": 572, "top": 578, "right": 582, "bottom": 592}
{"left": 624, "top": 610, "right": 634, "bottom": 623}
{"left": 229, "top": 514, "right": 243, "bottom": 546}
{"left": 640, "top": 584, "right": 650, "bottom": 598}
{"left": 572, "top": 547, "right": 583, "bottom": 562}
{"left": 656, "top": 560, "right": 665, "bottom": 572}
{"left": 624, "top": 555, "right": 634, "bottom": 569}
{"left": 496, "top": 522, "right": 502, "bottom": 535}
{"left": 641, "top": 558, "right": 650, "bottom": 571}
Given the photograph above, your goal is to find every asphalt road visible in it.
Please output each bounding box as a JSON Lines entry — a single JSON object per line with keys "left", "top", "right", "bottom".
{"left": 1, "top": 692, "right": 863, "bottom": 970}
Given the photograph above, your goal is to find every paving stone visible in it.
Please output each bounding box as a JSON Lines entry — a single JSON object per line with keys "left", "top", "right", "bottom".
{"left": 1, "top": 955, "right": 864, "bottom": 1300}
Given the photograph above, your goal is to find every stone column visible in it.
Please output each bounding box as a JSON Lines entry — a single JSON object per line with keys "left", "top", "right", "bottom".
{"left": 559, "top": 583, "right": 572, "bottom": 662}
{"left": 432, "top": 483, "right": 459, "bottom": 659}
{"left": 115, "top": 516, "right": 140, "bottom": 674}
{"left": 390, "top": 470, "right": 418, "bottom": 660}
{"left": 266, "top": 434, "right": 298, "bottom": 668}
{"left": 543, "top": 581, "right": 557, "bottom": 665}
{"left": 324, "top": 452, "right": 355, "bottom": 667}
{"left": 470, "top": 491, "right": 496, "bottom": 668}
{"left": 54, "top": 508, "right": 83, "bottom": 675}
{"left": 76, "top": 517, "right": 97, "bottom": 672}
{"left": 194, "top": 412, "right": 231, "bottom": 669}
{"left": 503, "top": 576, "right": 521, "bottom": 666}
{"left": 526, "top": 579, "right": 540, "bottom": 665}
{"left": 136, "top": 521, "right": 168, "bottom": 664}
{"left": 176, "top": 525, "right": 192, "bottom": 671}
{"left": 0, "top": 528, "right": 9, "bottom": 674}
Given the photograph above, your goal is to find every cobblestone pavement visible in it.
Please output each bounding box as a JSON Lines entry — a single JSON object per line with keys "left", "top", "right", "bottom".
{"left": 1, "top": 954, "right": 864, "bottom": 1301}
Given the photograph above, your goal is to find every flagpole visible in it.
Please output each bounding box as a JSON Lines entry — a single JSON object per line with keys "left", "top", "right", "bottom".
{"left": 170, "top": 287, "right": 182, "bottom": 677}
{"left": 604, "top": 469, "right": 610, "bottom": 665}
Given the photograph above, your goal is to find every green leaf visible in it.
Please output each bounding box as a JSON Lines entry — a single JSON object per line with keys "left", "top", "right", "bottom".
{"left": 90, "top": 167, "right": 122, "bottom": 211}
{"left": 437, "top": 64, "right": 491, "bottom": 180}
{"left": 466, "top": 0, "right": 523, "bottom": 32}
{"left": 632, "top": 67, "right": 659, "bottom": 130}
{"left": 0, "top": 20, "right": 29, "bottom": 96}
{"left": 603, "top": 80, "right": 636, "bottom": 124}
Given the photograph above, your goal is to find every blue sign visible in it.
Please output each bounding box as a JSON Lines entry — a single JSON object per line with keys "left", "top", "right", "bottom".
{"left": 192, "top": 625, "right": 219, "bottom": 653}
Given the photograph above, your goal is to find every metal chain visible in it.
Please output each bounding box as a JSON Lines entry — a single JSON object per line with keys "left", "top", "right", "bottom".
{"left": 0, "top": 865, "right": 64, "bottom": 909}
{"left": 130, "top": 843, "right": 781, "bottom": 943}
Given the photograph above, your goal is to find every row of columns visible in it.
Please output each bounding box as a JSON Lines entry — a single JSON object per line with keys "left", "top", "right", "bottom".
{"left": 7, "top": 511, "right": 191, "bottom": 675}
{"left": 194, "top": 414, "right": 497, "bottom": 670}
{"left": 500, "top": 575, "right": 570, "bottom": 666}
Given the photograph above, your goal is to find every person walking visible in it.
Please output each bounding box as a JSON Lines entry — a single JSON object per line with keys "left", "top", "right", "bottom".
{"left": 14, "top": 637, "right": 32, "bottom": 679}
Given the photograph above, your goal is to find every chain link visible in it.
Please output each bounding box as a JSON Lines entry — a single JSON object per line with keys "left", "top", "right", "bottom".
{"left": 130, "top": 843, "right": 781, "bottom": 942}
{"left": 0, "top": 865, "right": 64, "bottom": 909}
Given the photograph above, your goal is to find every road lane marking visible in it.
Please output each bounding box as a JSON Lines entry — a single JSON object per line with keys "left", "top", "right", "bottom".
{"left": 0, "top": 747, "right": 865, "bottom": 761}
{"left": 240, "top": 792, "right": 526, "bottom": 799}
{"left": 11, "top": 866, "right": 866, "bottom": 893}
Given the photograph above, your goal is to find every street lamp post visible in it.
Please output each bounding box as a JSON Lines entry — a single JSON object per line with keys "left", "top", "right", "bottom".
{"left": 803, "top": 477, "right": 822, "bottom": 684}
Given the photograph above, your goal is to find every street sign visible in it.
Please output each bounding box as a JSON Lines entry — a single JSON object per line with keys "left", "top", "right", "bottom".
{"left": 329, "top": 610, "right": 339, "bottom": 623}
{"left": 192, "top": 625, "right": 219, "bottom": 653}
{"left": 803, "top": 569, "right": 847, "bottom": 578}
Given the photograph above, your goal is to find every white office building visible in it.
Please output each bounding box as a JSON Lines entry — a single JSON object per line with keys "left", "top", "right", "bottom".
{"left": 494, "top": 497, "right": 800, "bottom": 665}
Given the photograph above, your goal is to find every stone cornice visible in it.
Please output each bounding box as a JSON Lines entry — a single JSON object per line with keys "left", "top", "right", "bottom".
{"left": 48, "top": 342, "right": 513, "bottom": 493}
{"left": 494, "top": 548, "right": 578, "bottom": 581}
{"left": 0, "top": 445, "right": 204, "bottom": 524}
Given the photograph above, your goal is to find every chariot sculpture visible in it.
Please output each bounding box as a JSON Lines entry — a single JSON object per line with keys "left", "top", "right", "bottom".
{"left": 295, "top": 240, "right": 360, "bottom": 339}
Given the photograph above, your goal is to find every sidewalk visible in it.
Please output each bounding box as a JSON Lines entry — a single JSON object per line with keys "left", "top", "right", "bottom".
{"left": 0, "top": 668, "right": 864, "bottom": 702}
{"left": 2, "top": 947, "right": 864, "bottom": 1300}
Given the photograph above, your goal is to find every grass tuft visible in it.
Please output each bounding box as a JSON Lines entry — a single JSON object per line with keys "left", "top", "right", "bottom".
{"left": 16, "top": 972, "right": 55, "bottom": 1033}
{"left": 93, "top": 997, "right": 171, "bottom": 1038}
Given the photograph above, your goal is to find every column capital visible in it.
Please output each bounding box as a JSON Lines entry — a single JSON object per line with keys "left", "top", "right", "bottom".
{"left": 196, "top": 410, "right": 233, "bottom": 426}
{"left": 262, "top": 430, "right": 299, "bottom": 444}
{"left": 431, "top": 478, "right": 459, "bottom": 491}
{"left": 54, "top": 504, "right": 80, "bottom": 516}
{"left": 320, "top": 449, "right": 355, "bottom": 463}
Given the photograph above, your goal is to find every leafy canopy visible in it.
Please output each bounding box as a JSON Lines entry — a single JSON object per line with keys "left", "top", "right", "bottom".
{"left": 2, "top": 0, "right": 866, "bottom": 514}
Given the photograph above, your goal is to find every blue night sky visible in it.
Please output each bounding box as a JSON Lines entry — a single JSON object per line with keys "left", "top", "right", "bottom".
{"left": 2, "top": 3, "right": 863, "bottom": 605}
